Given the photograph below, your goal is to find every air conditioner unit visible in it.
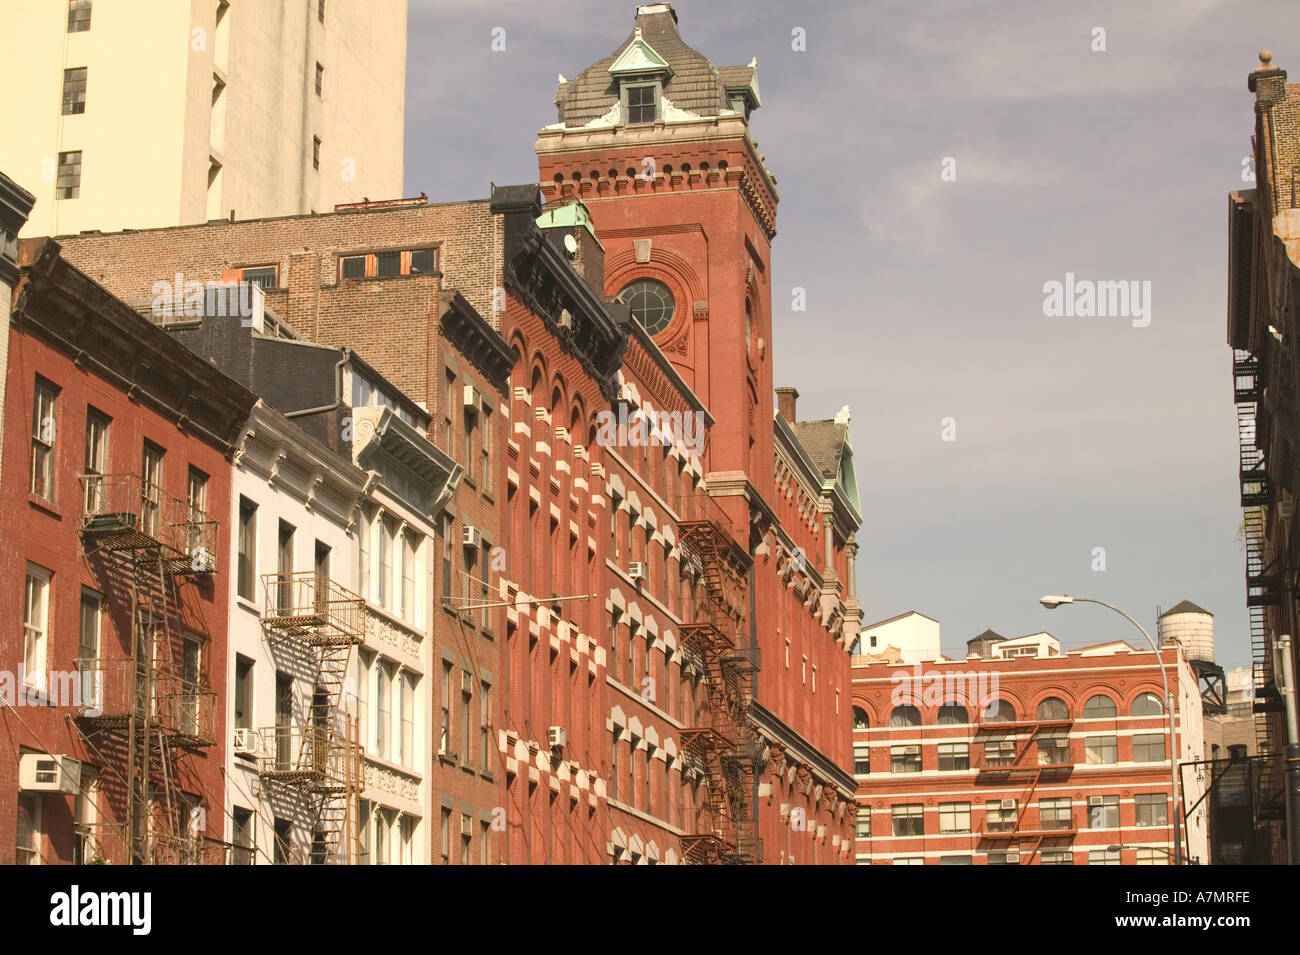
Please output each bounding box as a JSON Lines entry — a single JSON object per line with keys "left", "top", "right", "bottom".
{"left": 548, "top": 726, "right": 567, "bottom": 750}
{"left": 999, "top": 799, "right": 1016, "bottom": 810}
{"left": 19, "top": 753, "right": 81, "bottom": 794}
{"left": 463, "top": 385, "right": 480, "bottom": 409}
{"left": 627, "top": 562, "right": 646, "bottom": 582}
{"left": 1088, "top": 796, "right": 1104, "bottom": 806}
{"left": 1006, "top": 850, "right": 1020, "bottom": 864}
{"left": 461, "top": 670, "right": 474, "bottom": 695}
{"left": 902, "top": 746, "right": 920, "bottom": 755}
{"left": 461, "top": 814, "right": 473, "bottom": 836}
{"left": 233, "top": 727, "right": 260, "bottom": 755}
{"left": 462, "top": 525, "right": 482, "bottom": 548}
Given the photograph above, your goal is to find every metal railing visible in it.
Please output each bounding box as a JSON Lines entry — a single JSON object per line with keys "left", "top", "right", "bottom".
{"left": 78, "top": 473, "right": 218, "bottom": 573}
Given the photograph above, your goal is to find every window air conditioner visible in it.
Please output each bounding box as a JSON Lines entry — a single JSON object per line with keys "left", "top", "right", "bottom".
{"left": 19, "top": 754, "right": 81, "bottom": 794}
{"left": 548, "top": 726, "right": 567, "bottom": 750}
{"left": 233, "top": 727, "right": 260, "bottom": 755}
{"left": 463, "top": 385, "right": 480, "bottom": 409}
{"left": 462, "top": 525, "right": 482, "bottom": 548}
{"left": 461, "top": 670, "right": 474, "bottom": 695}
{"left": 628, "top": 562, "right": 646, "bottom": 582}
{"left": 1088, "top": 796, "right": 1104, "bottom": 806}
{"left": 1006, "top": 850, "right": 1020, "bottom": 864}
{"left": 999, "top": 799, "right": 1016, "bottom": 810}
{"left": 902, "top": 746, "right": 920, "bottom": 755}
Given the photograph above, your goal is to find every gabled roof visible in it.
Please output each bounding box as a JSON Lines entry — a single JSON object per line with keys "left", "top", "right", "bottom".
{"left": 608, "top": 28, "right": 673, "bottom": 77}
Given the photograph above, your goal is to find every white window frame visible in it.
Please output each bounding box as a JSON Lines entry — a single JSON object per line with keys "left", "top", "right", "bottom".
{"left": 24, "top": 565, "right": 52, "bottom": 692}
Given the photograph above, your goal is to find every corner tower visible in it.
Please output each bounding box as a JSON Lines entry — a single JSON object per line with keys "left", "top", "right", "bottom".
{"left": 536, "top": 2, "right": 777, "bottom": 490}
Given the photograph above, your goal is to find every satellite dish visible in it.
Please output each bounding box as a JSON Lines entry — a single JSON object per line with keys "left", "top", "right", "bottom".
{"left": 563, "top": 234, "right": 578, "bottom": 256}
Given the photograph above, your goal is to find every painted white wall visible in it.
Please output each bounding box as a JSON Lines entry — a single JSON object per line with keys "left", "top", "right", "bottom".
{"left": 860, "top": 612, "right": 942, "bottom": 664}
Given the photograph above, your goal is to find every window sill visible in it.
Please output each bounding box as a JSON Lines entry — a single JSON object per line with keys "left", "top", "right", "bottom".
{"left": 236, "top": 596, "right": 260, "bottom": 616}
{"left": 28, "top": 495, "right": 61, "bottom": 519}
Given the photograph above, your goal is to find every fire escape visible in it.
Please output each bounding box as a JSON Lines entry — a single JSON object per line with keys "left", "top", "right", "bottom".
{"left": 259, "top": 571, "right": 365, "bottom": 864}
{"left": 1233, "top": 350, "right": 1287, "bottom": 845}
{"left": 677, "top": 492, "right": 759, "bottom": 865}
{"left": 974, "top": 710, "right": 1076, "bottom": 864}
{"left": 75, "top": 472, "right": 222, "bottom": 864}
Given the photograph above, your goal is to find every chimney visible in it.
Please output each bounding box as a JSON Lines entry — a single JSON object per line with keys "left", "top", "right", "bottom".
{"left": 775, "top": 386, "right": 799, "bottom": 422}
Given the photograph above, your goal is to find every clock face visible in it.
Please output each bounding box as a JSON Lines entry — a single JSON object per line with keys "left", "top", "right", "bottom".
{"left": 618, "top": 278, "right": 675, "bottom": 335}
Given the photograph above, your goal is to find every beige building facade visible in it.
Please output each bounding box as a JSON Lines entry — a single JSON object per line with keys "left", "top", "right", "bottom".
{"left": 0, "top": 0, "right": 406, "bottom": 237}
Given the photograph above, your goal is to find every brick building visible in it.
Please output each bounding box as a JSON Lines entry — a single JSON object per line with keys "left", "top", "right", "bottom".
{"left": 849, "top": 627, "right": 1208, "bottom": 865}
{"left": 1226, "top": 49, "right": 1300, "bottom": 864}
{"left": 537, "top": 2, "right": 862, "bottom": 862}
{"left": 1, "top": 239, "right": 257, "bottom": 864}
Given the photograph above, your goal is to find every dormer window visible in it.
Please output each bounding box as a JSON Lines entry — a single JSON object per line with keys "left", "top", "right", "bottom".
{"left": 626, "top": 84, "right": 658, "bottom": 124}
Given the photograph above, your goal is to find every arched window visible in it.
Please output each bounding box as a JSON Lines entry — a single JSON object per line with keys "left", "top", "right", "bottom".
{"left": 1084, "top": 694, "right": 1117, "bottom": 719}
{"left": 890, "top": 705, "right": 921, "bottom": 728}
{"left": 1037, "top": 697, "right": 1069, "bottom": 721}
{"left": 983, "top": 699, "right": 1016, "bottom": 723}
{"left": 937, "top": 704, "right": 968, "bottom": 725}
{"left": 1131, "top": 692, "right": 1163, "bottom": 716}
{"left": 852, "top": 706, "right": 869, "bottom": 730}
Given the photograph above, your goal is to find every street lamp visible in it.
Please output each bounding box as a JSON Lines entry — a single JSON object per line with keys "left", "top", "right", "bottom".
{"left": 1040, "top": 594, "right": 1182, "bottom": 865}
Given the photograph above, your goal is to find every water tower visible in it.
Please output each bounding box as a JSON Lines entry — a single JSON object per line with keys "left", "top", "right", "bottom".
{"left": 1158, "top": 600, "right": 1226, "bottom": 714}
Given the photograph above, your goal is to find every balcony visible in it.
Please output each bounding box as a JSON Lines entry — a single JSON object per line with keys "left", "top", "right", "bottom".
{"left": 258, "top": 725, "right": 357, "bottom": 788}
{"left": 79, "top": 473, "right": 218, "bottom": 575}
{"left": 260, "top": 572, "right": 366, "bottom": 646}
{"left": 74, "top": 658, "right": 216, "bottom": 746}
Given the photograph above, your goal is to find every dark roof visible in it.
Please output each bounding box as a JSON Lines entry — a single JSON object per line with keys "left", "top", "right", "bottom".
{"left": 555, "top": 6, "right": 739, "bottom": 127}
{"left": 969, "top": 629, "right": 1005, "bottom": 644}
{"left": 717, "top": 65, "right": 755, "bottom": 91}
{"left": 790, "top": 419, "right": 848, "bottom": 479}
{"left": 1159, "top": 599, "right": 1212, "bottom": 618}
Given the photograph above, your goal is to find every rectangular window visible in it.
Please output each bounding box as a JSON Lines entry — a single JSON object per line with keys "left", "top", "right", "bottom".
{"left": 986, "top": 851, "right": 1017, "bottom": 866}
{"left": 186, "top": 467, "right": 208, "bottom": 556}
{"left": 400, "top": 815, "right": 414, "bottom": 865}
{"left": 627, "top": 84, "right": 656, "bottom": 124}
{"left": 1135, "top": 848, "right": 1167, "bottom": 865}
{"left": 890, "top": 804, "right": 923, "bottom": 837}
{"left": 140, "top": 442, "right": 164, "bottom": 538}
{"left": 1037, "top": 732, "right": 1071, "bottom": 765}
{"left": 1039, "top": 797, "right": 1072, "bottom": 830}
{"left": 375, "top": 661, "right": 391, "bottom": 759}
{"left": 377, "top": 516, "right": 393, "bottom": 609}
{"left": 315, "top": 62, "right": 323, "bottom": 96}
{"left": 938, "top": 801, "right": 971, "bottom": 834}
{"left": 855, "top": 812, "right": 870, "bottom": 839}
{"left": 461, "top": 813, "right": 472, "bottom": 864}
{"left": 461, "top": 676, "right": 472, "bottom": 759}
{"left": 312, "top": 136, "right": 321, "bottom": 170}
{"left": 318, "top": 0, "right": 324, "bottom": 22}
{"left": 853, "top": 746, "right": 870, "bottom": 776}
{"left": 355, "top": 650, "right": 370, "bottom": 752}
{"left": 893, "top": 856, "right": 924, "bottom": 866}
{"left": 985, "top": 800, "right": 1017, "bottom": 834}
{"left": 401, "top": 531, "right": 417, "bottom": 623}
{"left": 1135, "top": 793, "right": 1168, "bottom": 827}
{"left": 440, "top": 661, "right": 452, "bottom": 755}
{"left": 1133, "top": 733, "right": 1166, "bottom": 763}
{"left": 480, "top": 541, "right": 491, "bottom": 630}
{"left": 277, "top": 520, "right": 295, "bottom": 611}
{"left": 440, "top": 808, "right": 451, "bottom": 864}
{"left": 232, "top": 807, "right": 254, "bottom": 865}
{"left": 444, "top": 370, "right": 455, "bottom": 457}
{"left": 273, "top": 818, "right": 291, "bottom": 864}
{"left": 480, "top": 821, "right": 489, "bottom": 865}
{"left": 67, "top": 0, "right": 91, "bottom": 33}
{"left": 57, "top": 151, "right": 82, "bottom": 199}
{"left": 1088, "top": 795, "right": 1120, "bottom": 828}
{"left": 83, "top": 408, "right": 110, "bottom": 513}
{"left": 240, "top": 266, "right": 277, "bottom": 289}
{"left": 937, "top": 742, "right": 970, "bottom": 771}
{"left": 78, "top": 590, "right": 99, "bottom": 705}
{"left": 62, "top": 67, "right": 87, "bottom": 114}
{"left": 341, "top": 248, "right": 440, "bottom": 281}
{"left": 1041, "top": 850, "right": 1074, "bottom": 865}
{"left": 411, "top": 248, "right": 435, "bottom": 275}
{"left": 24, "top": 565, "right": 52, "bottom": 691}
{"left": 400, "top": 671, "right": 415, "bottom": 768}
{"left": 1085, "top": 735, "right": 1118, "bottom": 765}
{"left": 17, "top": 794, "right": 40, "bottom": 864}
{"left": 234, "top": 654, "right": 253, "bottom": 732}
{"left": 1088, "top": 848, "right": 1121, "bottom": 865}
{"left": 939, "top": 855, "right": 972, "bottom": 865}
{"left": 890, "top": 745, "right": 921, "bottom": 774}
{"left": 30, "top": 378, "right": 57, "bottom": 500}
{"left": 237, "top": 497, "right": 257, "bottom": 600}
{"left": 274, "top": 673, "right": 292, "bottom": 770}
{"left": 480, "top": 681, "right": 491, "bottom": 770}
{"left": 441, "top": 515, "right": 453, "bottom": 603}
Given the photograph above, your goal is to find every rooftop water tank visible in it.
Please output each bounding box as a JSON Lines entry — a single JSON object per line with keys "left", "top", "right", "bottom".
{"left": 1157, "top": 599, "right": 1214, "bottom": 663}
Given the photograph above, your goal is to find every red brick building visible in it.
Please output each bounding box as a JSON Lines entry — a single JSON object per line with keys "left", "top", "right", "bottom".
{"left": 537, "top": 3, "right": 862, "bottom": 861}
{"left": 1, "top": 239, "right": 256, "bottom": 864}
{"left": 849, "top": 630, "right": 1209, "bottom": 865}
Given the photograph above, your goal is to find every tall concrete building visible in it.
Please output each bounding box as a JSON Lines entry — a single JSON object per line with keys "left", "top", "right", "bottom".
{"left": 0, "top": 0, "right": 406, "bottom": 237}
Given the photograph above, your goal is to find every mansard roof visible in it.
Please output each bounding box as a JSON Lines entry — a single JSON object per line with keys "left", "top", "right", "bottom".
{"left": 553, "top": 4, "right": 753, "bottom": 128}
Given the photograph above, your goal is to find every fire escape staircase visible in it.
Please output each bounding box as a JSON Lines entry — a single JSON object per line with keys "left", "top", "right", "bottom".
{"left": 974, "top": 715, "right": 1076, "bottom": 864}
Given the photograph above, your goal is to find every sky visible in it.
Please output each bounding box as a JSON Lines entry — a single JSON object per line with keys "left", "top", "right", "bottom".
{"left": 403, "top": 0, "right": 1300, "bottom": 668}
